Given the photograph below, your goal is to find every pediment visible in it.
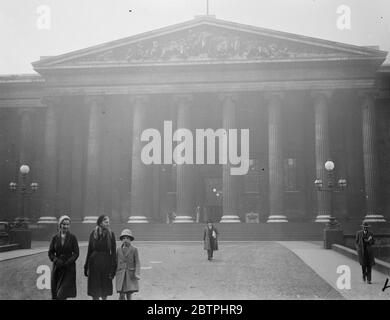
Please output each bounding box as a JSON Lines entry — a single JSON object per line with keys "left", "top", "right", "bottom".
{"left": 33, "top": 16, "right": 387, "bottom": 70}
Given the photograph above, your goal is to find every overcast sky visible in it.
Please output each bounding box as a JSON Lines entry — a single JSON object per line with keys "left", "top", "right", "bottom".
{"left": 0, "top": 0, "right": 389, "bottom": 74}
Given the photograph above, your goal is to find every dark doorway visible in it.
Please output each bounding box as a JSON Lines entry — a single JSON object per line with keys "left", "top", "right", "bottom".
{"left": 204, "top": 205, "right": 223, "bottom": 223}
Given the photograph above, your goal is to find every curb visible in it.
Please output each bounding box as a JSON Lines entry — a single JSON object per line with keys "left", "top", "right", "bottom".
{"left": 332, "top": 244, "right": 390, "bottom": 276}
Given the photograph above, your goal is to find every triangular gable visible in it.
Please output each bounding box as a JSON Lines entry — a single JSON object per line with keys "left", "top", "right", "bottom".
{"left": 33, "top": 16, "right": 387, "bottom": 70}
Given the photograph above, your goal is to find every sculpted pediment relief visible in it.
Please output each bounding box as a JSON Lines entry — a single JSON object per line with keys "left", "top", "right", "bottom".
{"left": 33, "top": 17, "right": 386, "bottom": 69}
{"left": 59, "top": 26, "right": 356, "bottom": 65}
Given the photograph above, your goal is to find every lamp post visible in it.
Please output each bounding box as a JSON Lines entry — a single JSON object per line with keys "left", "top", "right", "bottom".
{"left": 314, "top": 160, "right": 347, "bottom": 223}
{"left": 9, "top": 164, "right": 39, "bottom": 223}
{"left": 315, "top": 160, "right": 347, "bottom": 249}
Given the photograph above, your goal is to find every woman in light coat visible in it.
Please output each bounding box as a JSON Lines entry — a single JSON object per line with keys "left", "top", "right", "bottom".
{"left": 115, "top": 229, "right": 140, "bottom": 300}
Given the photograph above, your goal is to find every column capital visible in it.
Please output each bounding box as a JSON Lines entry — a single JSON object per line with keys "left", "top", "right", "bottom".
{"left": 310, "top": 90, "right": 333, "bottom": 101}
{"left": 358, "top": 89, "right": 379, "bottom": 100}
{"left": 172, "top": 94, "right": 193, "bottom": 105}
{"left": 84, "top": 95, "right": 105, "bottom": 107}
{"left": 128, "top": 94, "right": 149, "bottom": 105}
{"left": 41, "top": 96, "right": 63, "bottom": 107}
{"left": 17, "top": 107, "right": 35, "bottom": 117}
{"left": 218, "top": 92, "right": 239, "bottom": 104}
{"left": 264, "top": 91, "right": 284, "bottom": 103}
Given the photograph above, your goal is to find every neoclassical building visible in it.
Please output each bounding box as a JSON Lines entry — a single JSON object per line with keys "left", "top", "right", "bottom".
{"left": 0, "top": 16, "right": 389, "bottom": 225}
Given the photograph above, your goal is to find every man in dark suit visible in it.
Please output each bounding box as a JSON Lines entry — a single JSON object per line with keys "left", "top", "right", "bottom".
{"left": 203, "top": 220, "right": 219, "bottom": 261}
{"left": 355, "top": 222, "right": 375, "bottom": 284}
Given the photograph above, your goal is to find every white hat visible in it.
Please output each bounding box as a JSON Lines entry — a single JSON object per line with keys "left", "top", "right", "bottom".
{"left": 120, "top": 229, "right": 134, "bottom": 241}
{"left": 58, "top": 215, "right": 71, "bottom": 226}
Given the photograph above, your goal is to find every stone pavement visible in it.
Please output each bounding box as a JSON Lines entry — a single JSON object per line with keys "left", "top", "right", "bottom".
{"left": 278, "top": 241, "right": 390, "bottom": 300}
{"left": 1, "top": 240, "right": 389, "bottom": 299}
{"left": 0, "top": 241, "right": 87, "bottom": 262}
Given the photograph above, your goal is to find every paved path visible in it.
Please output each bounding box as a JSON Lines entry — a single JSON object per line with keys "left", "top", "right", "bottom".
{"left": 1, "top": 241, "right": 389, "bottom": 300}
{"left": 0, "top": 241, "right": 343, "bottom": 300}
{"left": 278, "top": 241, "right": 390, "bottom": 300}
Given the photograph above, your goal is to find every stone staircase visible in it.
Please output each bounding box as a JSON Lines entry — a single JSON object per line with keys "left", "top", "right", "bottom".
{"left": 32, "top": 223, "right": 330, "bottom": 241}
{"left": 30, "top": 221, "right": 390, "bottom": 242}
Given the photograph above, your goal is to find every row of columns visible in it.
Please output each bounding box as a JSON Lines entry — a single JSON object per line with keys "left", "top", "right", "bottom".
{"left": 31, "top": 90, "right": 385, "bottom": 223}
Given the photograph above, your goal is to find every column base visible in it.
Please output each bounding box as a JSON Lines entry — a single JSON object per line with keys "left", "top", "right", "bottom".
{"left": 82, "top": 216, "right": 98, "bottom": 224}
{"left": 173, "top": 216, "right": 194, "bottom": 223}
{"left": 267, "top": 215, "right": 288, "bottom": 223}
{"left": 315, "top": 215, "right": 331, "bottom": 223}
{"left": 220, "top": 215, "right": 241, "bottom": 223}
{"left": 127, "top": 216, "right": 149, "bottom": 223}
{"left": 363, "top": 214, "right": 386, "bottom": 223}
{"left": 37, "top": 216, "right": 58, "bottom": 224}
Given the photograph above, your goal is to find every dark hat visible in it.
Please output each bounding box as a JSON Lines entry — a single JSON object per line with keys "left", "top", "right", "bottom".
{"left": 361, "top": 221, "right": 371, "bottom": 228}
{"left": 206, "top": 219, "right": 213, "bottom": 224}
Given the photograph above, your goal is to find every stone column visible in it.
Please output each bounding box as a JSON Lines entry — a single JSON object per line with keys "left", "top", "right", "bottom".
{"left": 128, "top": 95, "right": 149, "bottom": 223}
{"left": 360, "top": 91, "right": 385, "bottom": 222}
{"left": 266, "top": 92, "right": 287, "bottom": 223}
{"left": 173, "top": 94, "right": 194, "bottom": 223}
{"left": 119, "top": 102, "right": 132, "bottom": 222}
{"left": 219, "top": 93, "right": 240, "bottom": 223}
{"left": 110, "top": 101, "right": 125, "bottom": 223}
{"left": 313, "top": 91, "right": 332, "bottom": 222}
{"left": 17, "top": 108, "right": 34, "bottom": 221}
{"left": 70, "top": 100, "right": 86, "bottom": 222}
{"left": 38, "top": 98, "right": 60, "bottom": 224}
{"left": 82, "top": 96, "right": 103, "bottom": 224}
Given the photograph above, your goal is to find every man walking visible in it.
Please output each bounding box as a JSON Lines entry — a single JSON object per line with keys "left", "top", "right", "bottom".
{"left": 203, "top": 220, "right": 219, "bottom": 261}
{"left": 355, "top": 222, "right": 375, "bottom": 284}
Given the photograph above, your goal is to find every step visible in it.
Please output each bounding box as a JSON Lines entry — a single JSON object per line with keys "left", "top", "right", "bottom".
{"left": 0, "top": 244, "right": 20, "bottom": 253}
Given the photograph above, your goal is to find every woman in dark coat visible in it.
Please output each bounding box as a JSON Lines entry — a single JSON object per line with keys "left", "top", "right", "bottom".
{"left": 203, "top": 220, "right": 219, "bottom": 261}
{"left": 355, "top": 221, "right": 375, "bottom": 284}
{"left": 48, "top": 215, "right": 79, "bottom": 300}
{"left": 84, "top": 215, "right": 117, "bottom": 300}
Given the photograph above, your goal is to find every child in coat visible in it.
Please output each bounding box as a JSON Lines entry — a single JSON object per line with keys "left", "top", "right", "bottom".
{"left": 116, "top": 229, "right": 140, "bottom": 300}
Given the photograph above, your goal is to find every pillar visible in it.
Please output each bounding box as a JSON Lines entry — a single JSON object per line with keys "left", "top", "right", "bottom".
{"left": 266, "top": 92, "right": 287, "bottom": 223}
{"left": 38, "top": 97, "right": 60, "bottom": 224}
{"left": 219, "top": 93, "right": 240, "bottom": 223}
{"left": 17, "top": 108, "right": 34, "bottom": 220}
{"left": 82, "top": 96, "right": 103, "bottom": 224}
{"left": 173, "top": 94, "right": 195, "bottom": 223}
{"left": 128, "top": 95, "right": 149, "bottom": 223}
{"left": 313, "top": 91, "right": 332, "bottom": 222}
{"left": 360, "top": 91, "right": 385, "bottom": 222}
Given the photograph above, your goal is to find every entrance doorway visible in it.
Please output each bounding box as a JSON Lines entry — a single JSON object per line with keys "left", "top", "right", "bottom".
{"left": 204, "top": 177, "right": 223, "bottom": 223}
{"left": 205, "top": 205, "right": 223, "bottom": 223}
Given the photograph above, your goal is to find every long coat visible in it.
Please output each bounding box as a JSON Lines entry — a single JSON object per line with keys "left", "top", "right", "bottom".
{"left": 115, "top": 244, "right": 140, "bottom": 293}
{"left": 203, "top": 226, "right": 219, "bottom": 251}
{"left": 48, "top": 232, "right": 79, "bottom": 300}
{"left": 84, "top": 229, "right": 117, "bottom": 298}
{"left": 355, "top": 230, "right": 375, "bottom": 266}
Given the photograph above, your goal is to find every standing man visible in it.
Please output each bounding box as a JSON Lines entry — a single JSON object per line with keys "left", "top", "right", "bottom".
{"left": 203, "top": 220, "right": 219, "bottom": 261}
{"left": 355, "top": 222, "right": 375, "bottom": 284}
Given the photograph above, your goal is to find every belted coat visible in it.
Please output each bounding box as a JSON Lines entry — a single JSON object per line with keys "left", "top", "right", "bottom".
{"left": 48, "top": 232, "right": 79, "bottom": 300}
{"left": 115, "top": 244, "right": 141, "bottom": 293}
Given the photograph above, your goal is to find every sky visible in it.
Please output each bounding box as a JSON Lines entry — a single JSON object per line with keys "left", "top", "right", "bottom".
{"left": 0, "top": 0, "right": 389, "bottom": 74}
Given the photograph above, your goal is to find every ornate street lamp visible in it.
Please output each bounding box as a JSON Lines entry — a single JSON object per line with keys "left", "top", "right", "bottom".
{"left": 314, "top": 160, "right": 347, "bottom": 223}
{"left": 9, "top": 165, "right": 39, "bottom": 223}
